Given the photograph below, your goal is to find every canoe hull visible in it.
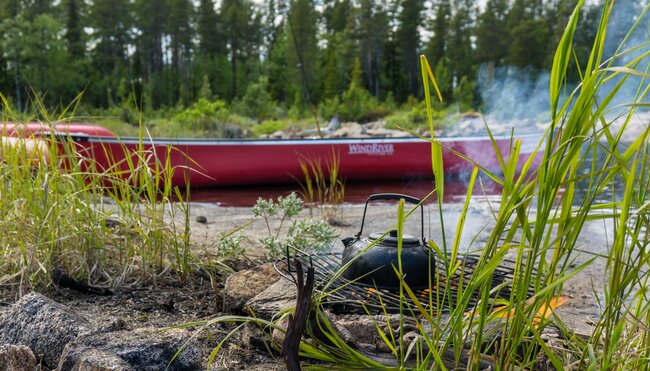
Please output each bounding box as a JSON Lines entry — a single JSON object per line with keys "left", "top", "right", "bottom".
{"left": 1, "top": 122, "right": 544, "bottom": 188}
{"left": 76, "top": 135, "right": 543, "bottom": 188}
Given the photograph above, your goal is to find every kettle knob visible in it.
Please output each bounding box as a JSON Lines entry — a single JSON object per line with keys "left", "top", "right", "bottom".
{"left": 341, "top": 237, "right": 355, "bottom": 247}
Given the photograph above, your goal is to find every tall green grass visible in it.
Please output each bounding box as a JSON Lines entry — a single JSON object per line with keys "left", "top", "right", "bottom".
{"left": 297, "top": 150, "right": 345, "bottom": 221}
{"left": 190, "top": 0, "right": 650, "bottom": 369}
{"left": 0, "top": 94, "right": 196, "bottom": 290}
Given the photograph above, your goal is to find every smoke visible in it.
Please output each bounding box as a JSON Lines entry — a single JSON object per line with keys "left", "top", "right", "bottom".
{"left": 477, "top": 66, "right": 551, "bottom": 122}
{"left": 599, "top": 0, "right": 649, "bottom": 112}
{"left": 476, "top": 0, "right": 648, "bottom": 126}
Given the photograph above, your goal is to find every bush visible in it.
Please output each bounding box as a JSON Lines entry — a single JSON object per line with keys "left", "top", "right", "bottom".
{"left": 317, "top": 96, "right": 340, "bottom": 121}
{"left": 384, "top": 102, "right": 446, "bottom": 132}
{"left": 338, "top": 59, "right": 378, "bottom": 122}
{"left": 235, "top": 77, "right": 278, "bottom": 120}
{"left": 251, "top": 120, "right": 289, "bottom": 137}
{"left": 173, "top": 98, "right": 231, "bottom": 134}
{"left": 252, "top": 193, "right": 337, "bottom": 258}
{"left": 453, "top": 76, "right": 476, "bottom": 111}
{"left": 357, "top": 107, "right": 390, "bottom": 123}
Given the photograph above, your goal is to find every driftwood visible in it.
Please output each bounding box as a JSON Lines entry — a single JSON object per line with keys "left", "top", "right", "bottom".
{"left": 281, "top": 259, "right": 315, "bottom": 371}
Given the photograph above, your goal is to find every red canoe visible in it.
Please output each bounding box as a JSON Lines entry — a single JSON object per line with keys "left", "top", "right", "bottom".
{"left": 2, "top": 122, "right": 544, "bottom": 188}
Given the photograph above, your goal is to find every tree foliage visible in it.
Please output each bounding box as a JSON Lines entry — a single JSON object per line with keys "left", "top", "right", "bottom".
{"left": 0, "top": 0, "right": 613, "bottom": 117}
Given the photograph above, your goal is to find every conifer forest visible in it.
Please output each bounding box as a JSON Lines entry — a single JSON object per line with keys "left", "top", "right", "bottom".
{"left": 0, "top": 0, "right": 645, "bottom": 132}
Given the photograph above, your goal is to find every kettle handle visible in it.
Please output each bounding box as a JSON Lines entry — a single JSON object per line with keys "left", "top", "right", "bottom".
{"left": 356, "top": 193, "right": 425, "bottom": 242}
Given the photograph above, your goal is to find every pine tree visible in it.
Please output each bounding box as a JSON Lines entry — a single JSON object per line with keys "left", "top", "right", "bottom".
{"left": 285, "top": 0, "right": 321, "bottom": 107}
{"left": 323, "top": 0, "right": 352, "bottom": 33}
{"left": 475, "top": 0, "right": 509, "bottom": 67}
{"left": 0, "top": 0, "right": 22, "bottom": 109}
{"left": 133, "top": 0, "right": 165, "bottom": 106}
{"left": 89, "top": 0, "right": 133, "bottom": 107}
{"left": 220, "top": 0, "right": 251, "bottom": 98}
{"left": 426, "top": 0, "right": 451, "bottom": 66}
{"left": 322, "top": 48, "right": 338, "bottom": 100}
{"left": 358, "top": 0, "right": 388, "bottom": 97}
{"left": 197, "top": 0, "right": 221, "bottom": 56}
{"left": 63, "top": 0, "right": 85, "bottom": 59}
{"left": 266, "top": 30, "right": 289, "bottom": 102}
{"left": 447, "top": 0, "right": 475, "bottom": 82}
{"left": 395, "top": 0, "right": 424, "bottom": 98}
{"left": 506, "top": 0, "right": 550, "bottom": 70}
{"left": 381, "top": 1, "right": 400, "bottom": 102}
{"left": 167, "top": 0, "right": 194, "bottom": 105}
{"left": 195, "top": 0, "right": 227, "bottom": 103}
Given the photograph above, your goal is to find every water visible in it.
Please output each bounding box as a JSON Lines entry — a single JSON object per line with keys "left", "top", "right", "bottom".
{"left": 187, "top": 176, "right": 502, "bottom": 207}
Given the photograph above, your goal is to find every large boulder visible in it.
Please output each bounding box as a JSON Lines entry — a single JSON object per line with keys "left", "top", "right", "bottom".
{"left": 57, "top": 327, "right": 202, "bottom": 371}
{"left": 0, "top": 292, "right": 94, "bottom": 368}
{"left": 223, "top": 263, "right": 281, "bottom": 313}
{"left": 0, "top": 344, "right": 37, "bottom": 371}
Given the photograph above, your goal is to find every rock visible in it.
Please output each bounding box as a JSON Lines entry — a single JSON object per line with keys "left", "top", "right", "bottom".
{"left": 58, "top": 327, "right": 201, "bottom": 371}
{"left": 70, "top": 349, "right": 133, "bottom": 371}
{"left": 327, "top": 123, "right": 370, "bottom": 138}
{"left": 101, "top": 318, "right": 130, "bottom": 333}
{"left": 326, "top": 313, "right": 392, "bottom": 350}
{"left": 0, "top": 344, "right": 36, "bottom": 371}
{"left": 365, "top": 127, "right": 412, "bottom": 138}
{"left": 269, "top": 130, "right": 289, "bottom": 139}
{"left": 325, "top": 116, "right": 341, "bottom": 132}
{"left": 224, "top": 263, "right": 281, "bottom": 313}
{"left": 245, "top": 278, "right": 296, "bottom": 320}
{"left": 270, "top": 318, "right": 289, "bottom": 347}
{"left": 0, "top": 292, "right": 94, "bottom": 368}
{"left": 363, "top": 121, "right": 386, "bottom": 130}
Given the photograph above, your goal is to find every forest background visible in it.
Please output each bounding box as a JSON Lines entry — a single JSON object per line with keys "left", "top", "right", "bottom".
{"left": 0, "top": 0, "right": 645, "bottom": 137}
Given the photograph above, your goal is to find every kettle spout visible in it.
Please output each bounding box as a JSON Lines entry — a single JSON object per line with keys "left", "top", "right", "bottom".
{"left": 341, "top": 237, "right": 355, "bottom": 247}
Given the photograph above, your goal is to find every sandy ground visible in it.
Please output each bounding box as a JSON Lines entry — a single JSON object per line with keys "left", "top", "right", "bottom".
{"left": 0, "top": 194, "right": 615, "bottom": 370}
{"left": 183, "top": 196, "right": 614, "bottom": 336}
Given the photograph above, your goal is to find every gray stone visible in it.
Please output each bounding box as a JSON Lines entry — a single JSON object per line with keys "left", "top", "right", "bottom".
{"left": 58, "top": 327, "right": 201, "bottom": 371}
{"left": 327, "top": 123, "right": 370, "bottom": 138}
{"left": 365, "top": 127, "right": 412, "bottom": 138}
{"left": 70, "top": 349, "right": 133, "bottom": 371}
{"left": 245, "top": 278, "right": 296, "bottom": 320}
{"left": 0, "top": 292, "right": 94, "bottom": 368}
{"left": 224, "top": 263, "right": 281, "bottom": 313}
{"left": 325, "top": 116, "right": 341, "bottom": 132}
{"left": 363, "top": 121, "right": 386, "bottom": 130}
{"left": 0, "top": 344, "right": 37, "bottom": 371}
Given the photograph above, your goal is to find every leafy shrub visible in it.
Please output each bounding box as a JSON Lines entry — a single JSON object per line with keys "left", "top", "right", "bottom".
{"left": 357, "top": 107, "right": 390, "bottom": 122}
{"left": 235, "top": 77, "right": 278, "bottom": 120}
{"left": 173, "top": 98, "right": 230, "bottom": 131}
{"left": 217, "top": 232, "right": 246, "bottom": 259}
{"left": 339, "top": 84, "right": 376, "bottom": 122}
{"left": 384, "top": 102, "right": 445, "bottom": 132}
{"left": 251, "top": 120, "right": 289, "bottom": 137}
{"left": 338, "top": 59, "right": 378, "bottom": 122}
{"left": 252, "top": 193, "right": 337, "bottom": 258}
{"left": 453, "top": 76, "right": 476, "bottom": 111}
{"left": 317, "top": 96, "right": 341, "bottom": 121}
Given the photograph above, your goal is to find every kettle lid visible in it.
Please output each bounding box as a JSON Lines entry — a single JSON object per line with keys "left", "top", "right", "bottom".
{"left": 368, "top": 229, "right": 421, "bottom": 248}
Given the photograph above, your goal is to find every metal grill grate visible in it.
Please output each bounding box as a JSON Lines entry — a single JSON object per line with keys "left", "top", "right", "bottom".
{"left": 274, "top": 249, "right": 536, "bottom": 314}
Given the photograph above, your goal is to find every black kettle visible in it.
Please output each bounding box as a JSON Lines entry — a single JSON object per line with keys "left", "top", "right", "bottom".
{"left": 341, "top": 193, "right": 434, "bottom": 290}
